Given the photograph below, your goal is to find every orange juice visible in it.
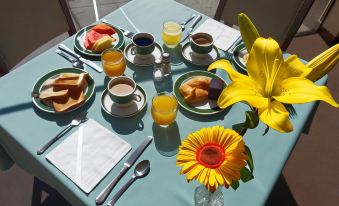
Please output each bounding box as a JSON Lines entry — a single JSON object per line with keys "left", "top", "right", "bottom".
{"left": 102, "top": 49, "right": 126, "bottom": 77}
{"left": 162, "top": 21, "right": 182, "bottom": 48}
{"left": 151, "top": 93, "right": 178, "bottom": 126}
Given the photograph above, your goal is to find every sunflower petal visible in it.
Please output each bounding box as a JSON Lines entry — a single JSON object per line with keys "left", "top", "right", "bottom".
{"left": 217, "top": 80, "right": 268, "bottom": 109}
{"left": 306, "top": 44, "right": 339, "bottom": 82}
{"left": 247, "top": 37, "right": 284, "bottom": 91}
{"left": 273, "top": 77, "right": 339, "bottom": 107}
{"left": 238, "top": 13, "right": 260, "bottom": 52}
{"left": 207, "top": 59, "right": 249, "bottom": 82}
{"left": 258, "top": 100, "right": 293, "bottom": 133}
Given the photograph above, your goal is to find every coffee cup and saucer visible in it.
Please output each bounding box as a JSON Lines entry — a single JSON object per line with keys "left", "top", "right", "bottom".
{"left": 101, "top": 76, "right": 147, "bottom": 117}
{"left": 181, "top": 32, "right": 220, "bottom": 66}
{"left": 124, "top": 32, "right": 163, "bottom": 67}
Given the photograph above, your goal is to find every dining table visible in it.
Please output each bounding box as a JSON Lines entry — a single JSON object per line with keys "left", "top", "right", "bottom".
{"left": 0, "top": 0, "right": 327, "bottom": 205}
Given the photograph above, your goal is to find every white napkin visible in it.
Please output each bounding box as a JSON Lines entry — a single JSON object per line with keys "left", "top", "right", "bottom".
{"left": 46, "top": 119, "right": 131, "bottom": 193}
{"left": 193, "top": 19, "right": 241, "bottom": 51}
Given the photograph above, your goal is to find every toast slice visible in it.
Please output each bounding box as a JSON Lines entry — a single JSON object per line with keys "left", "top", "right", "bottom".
{"left": 58, "top": 73, "right": 82, "bottom": 80}
{"left": 39, "top": 87, "right": 69, "bottom": 101}
{"left": 53, "top": 73, "right": 89, "bottom": 90}
{"left": 52, "top": 88, "right": 85, "bottom": 113}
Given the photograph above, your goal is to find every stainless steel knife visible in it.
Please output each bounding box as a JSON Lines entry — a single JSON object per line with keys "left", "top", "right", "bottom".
{"left": 58, "top": 44, "right": 103, "bottom": 73}
{"left": 180, "top": 14, "right": 202, "bottom": 43}
{"left": 95, "top": 136, "right": 153, "bottom": 205}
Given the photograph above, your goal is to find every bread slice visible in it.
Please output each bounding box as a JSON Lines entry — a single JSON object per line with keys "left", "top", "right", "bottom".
{"left": 58, "top": 73, "right": 82, "bottom": 80}
{"left": 39, "top": 87, "right": 69, "bottom": 101}
{"left": 53, "top": 73, "right": 89, "bottom": 90}
{"left": 52, "top": 88, "right": 85, "bottom": 113}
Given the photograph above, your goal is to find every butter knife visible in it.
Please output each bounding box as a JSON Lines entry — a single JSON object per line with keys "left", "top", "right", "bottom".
{"left": 58, "top": 44, "right": 103, "bottom": 73}
{"left": 180, "top": 14, "right": 202, "bottom": 43}
{"left": 95, "top": 136, "right": 153, "bottom": 205}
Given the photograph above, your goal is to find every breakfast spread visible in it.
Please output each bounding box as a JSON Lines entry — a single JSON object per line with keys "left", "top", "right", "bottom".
{"left": 179, "top": 76, "right": 225, "bottom": 106}
{"left": 84, "top": 24, "right": 117, "bottom": 53}
{"left": 39, "top": 73, "right": 89, "bottom": 113}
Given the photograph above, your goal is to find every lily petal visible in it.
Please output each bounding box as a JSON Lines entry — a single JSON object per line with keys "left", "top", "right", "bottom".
{"left": 258, "top": 100, "right": 293, "bottom": 133}
{"left": 247, "top": 37, "right": 284, "bottom": 92}
{"left": 238, "top": 13, "right": 260, "bottom": 52}
{"left": 273, "top": 77, "right": 339, "bottom": 107}
{"left": 306, "top": 44, "right": 339, "bottom": 82}
{"left": 208, "top": 59, "right": 249, "bottom": 82}
{"left": 217, "top": 80, "right": 268, "bottom": 109}
{"left": 284, "top": 55, "right": 311, "bottom": 78}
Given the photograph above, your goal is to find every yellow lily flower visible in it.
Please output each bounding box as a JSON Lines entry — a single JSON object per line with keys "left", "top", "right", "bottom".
{"left": 238, "top": 13, "right": 260, "bottom": 52}
{"left": 208, "top": 37, "right": 339, "bottom": 133}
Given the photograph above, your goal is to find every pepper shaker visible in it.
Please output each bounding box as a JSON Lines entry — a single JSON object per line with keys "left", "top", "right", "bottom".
{"left": 161, "top": 53, "right": 171, "bottom": 76}
{"left": 153, "top": 59, "right": 164, "bottom": 82}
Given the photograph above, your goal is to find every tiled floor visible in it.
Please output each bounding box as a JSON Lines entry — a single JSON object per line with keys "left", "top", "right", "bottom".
{"left": 1, "top": 0, "right": 338, "bottom": 206}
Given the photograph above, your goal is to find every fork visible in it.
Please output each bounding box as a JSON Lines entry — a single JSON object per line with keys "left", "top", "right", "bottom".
{"left": 102, "top": 19, "right": 135, "bottom": 38}
{"left": 225, "top": 36, "right": 242, "bottom": 60}
{"left": 37, "top": 112, "right": 88, "bottom": 155}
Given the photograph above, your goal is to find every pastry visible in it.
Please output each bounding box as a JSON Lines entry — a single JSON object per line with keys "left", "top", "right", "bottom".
{"left": 179, "top": 76, "right": 211, "bottom": 105}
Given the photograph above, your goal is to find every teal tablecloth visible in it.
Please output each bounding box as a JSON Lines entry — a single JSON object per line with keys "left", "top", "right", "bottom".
{"left": 0, "top": 0, "right": 327, "bottom": 205}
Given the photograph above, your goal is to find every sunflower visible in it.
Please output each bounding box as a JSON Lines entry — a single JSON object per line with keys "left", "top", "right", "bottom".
{"left": 176, "top": 126, "right": 247, "bottom": 192}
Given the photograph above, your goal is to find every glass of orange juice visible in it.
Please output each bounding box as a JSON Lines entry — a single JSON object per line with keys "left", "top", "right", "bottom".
{"left": 151, "top": 92, "right": 178, "bottom": 127}
{"left": 101, "top": 48, "right": 126, "bottom": 77}
{"left": 162, "top": 20, "right": 182, "bottom": 48}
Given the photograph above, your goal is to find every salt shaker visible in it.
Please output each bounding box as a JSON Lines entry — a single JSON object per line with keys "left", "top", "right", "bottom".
{"left": 153, "top": 59, "right": 164, "bottom": 82}
{"left": 161, "top": 53, "right": 171, "bottom": 76}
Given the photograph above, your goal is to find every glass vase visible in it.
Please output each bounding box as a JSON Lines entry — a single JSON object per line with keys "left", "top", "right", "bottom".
{"left": 195, "top": 185, "right": 224, "bottom": 206}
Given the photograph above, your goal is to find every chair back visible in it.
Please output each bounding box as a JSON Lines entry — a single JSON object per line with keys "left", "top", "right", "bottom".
{"left": 214, "top": 0, "right": 314, "bottom": 51}
{"left": 0, "top": 0, "right": 76, "bottom": 75}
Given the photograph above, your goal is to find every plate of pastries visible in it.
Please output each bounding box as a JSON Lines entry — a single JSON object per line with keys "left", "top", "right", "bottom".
{"left": 74, "top": 23, "right": 125, "bottom": 57}
{"left": 173, "top": 70, "right": 227, "bottom": 115}
{"left": 32, "top": 68, "right": 95, "bottom": 113}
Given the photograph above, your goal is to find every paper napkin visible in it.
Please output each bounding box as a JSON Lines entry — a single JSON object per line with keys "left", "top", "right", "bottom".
{"left": 193, "top": 18, "right": 241, "bottom": 51}
{"left": 46, "top": 119, "right": 131, "bottom": 193}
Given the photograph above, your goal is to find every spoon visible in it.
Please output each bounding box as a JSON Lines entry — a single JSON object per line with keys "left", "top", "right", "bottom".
{"left": 107, "top": 160, "right": 150, "bottom": 206}
{"left": 56, "top": 49, "right": 84, "bottom": 68}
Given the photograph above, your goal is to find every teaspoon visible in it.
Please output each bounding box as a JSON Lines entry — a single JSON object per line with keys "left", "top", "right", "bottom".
{"left": 107, "top": 160, "right": 150, "bottom": 206}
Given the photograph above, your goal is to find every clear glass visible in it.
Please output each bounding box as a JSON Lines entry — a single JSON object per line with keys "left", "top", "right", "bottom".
{"left": 151, "top": 92, "right": 178, "bottom": 127}
{"left": 195, "top": 185, "right": 224, "bottom": 206}
{"left": 101, "top": 48, "right": 126, "bottom": 77}
{"left": 162, "top": 20, "right": 182, "bottom": 48}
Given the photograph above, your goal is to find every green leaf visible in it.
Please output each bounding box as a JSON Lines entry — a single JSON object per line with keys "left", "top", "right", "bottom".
{"left": 231, "top": 180, "right": 239, "bottom": 190}
{"left": 232, "top": 123, "right": 245, "bottom": 134}
{"left": 240, "top": 167, "right": 254, "bottom": 182}
{"left": 245, "top": 145, "right": 254, "bottom": 173}
{"left": 244, "top": 111, "right": 259, "bottom": 129}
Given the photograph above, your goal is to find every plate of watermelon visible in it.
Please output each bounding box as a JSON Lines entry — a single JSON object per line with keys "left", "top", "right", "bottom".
{"left": 74, "top": 23, "right": 125, "bottom": 57}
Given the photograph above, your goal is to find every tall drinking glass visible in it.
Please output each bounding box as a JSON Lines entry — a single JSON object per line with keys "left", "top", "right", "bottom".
{"left": 162, "top": 20, "right": 182, "bottom": 48}
{"left": 101, "top": 48, "right": 126, "bottom": 77}
{"left": 151, "top": 92, "right": 178, "bottom": 127}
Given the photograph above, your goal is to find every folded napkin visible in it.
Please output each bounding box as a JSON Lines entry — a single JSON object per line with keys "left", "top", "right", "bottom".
{"left": 46, "top": 119, "right": 131, "bottom": 193}
{"left": 193, "top": 19, "right": 241, "bottom": 51}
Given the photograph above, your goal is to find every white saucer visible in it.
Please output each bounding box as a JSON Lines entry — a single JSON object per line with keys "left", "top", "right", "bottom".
{"left": 101, "top": 84, "right": 147, "bottom": 117}
{"left": 181, "top": 42, "right": 220, "bottom": 66}
{"left": 124, "top": 42, "right": 163, "bottom": 66}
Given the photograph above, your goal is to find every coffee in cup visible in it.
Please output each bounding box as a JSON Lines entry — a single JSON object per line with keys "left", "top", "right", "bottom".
{"left": 108, "top": 76, "right": 141, "bottom": 105}
{"left": 132, "top": 32, "right": 155, "bottom": 56}
{"left": 190, "top": 32, "right": 214, "bottom": 56}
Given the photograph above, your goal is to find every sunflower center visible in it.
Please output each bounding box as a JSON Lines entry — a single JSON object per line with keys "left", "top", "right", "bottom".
{"left": 197, "top": 143, "right": 225, "bottom": 169}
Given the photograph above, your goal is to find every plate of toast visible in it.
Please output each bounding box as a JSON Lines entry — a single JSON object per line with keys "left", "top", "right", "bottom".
{"left": 31, "top": 68, "right": 95, "bottom": 113}
{"left": 173, "top": 71, "right": 227, "bottom": 115}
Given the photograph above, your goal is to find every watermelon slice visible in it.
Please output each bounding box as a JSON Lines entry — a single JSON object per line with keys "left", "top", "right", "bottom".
{"left": 84, "top": 30, "right": 110, "bottom": 50}
{"left": 91, "top": 24, "right": 116, "bottom": 35}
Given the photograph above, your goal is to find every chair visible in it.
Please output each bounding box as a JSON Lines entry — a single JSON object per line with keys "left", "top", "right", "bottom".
{"left": 0, "top": 0, "right": 76, "bottom": 76}
{"left": 214, "top": 0, "right": 314, "bottom": 51}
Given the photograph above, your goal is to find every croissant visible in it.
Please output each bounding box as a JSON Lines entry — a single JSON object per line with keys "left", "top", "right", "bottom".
{"left": 179, "top": 77, "right": 211, "bottom": 105}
